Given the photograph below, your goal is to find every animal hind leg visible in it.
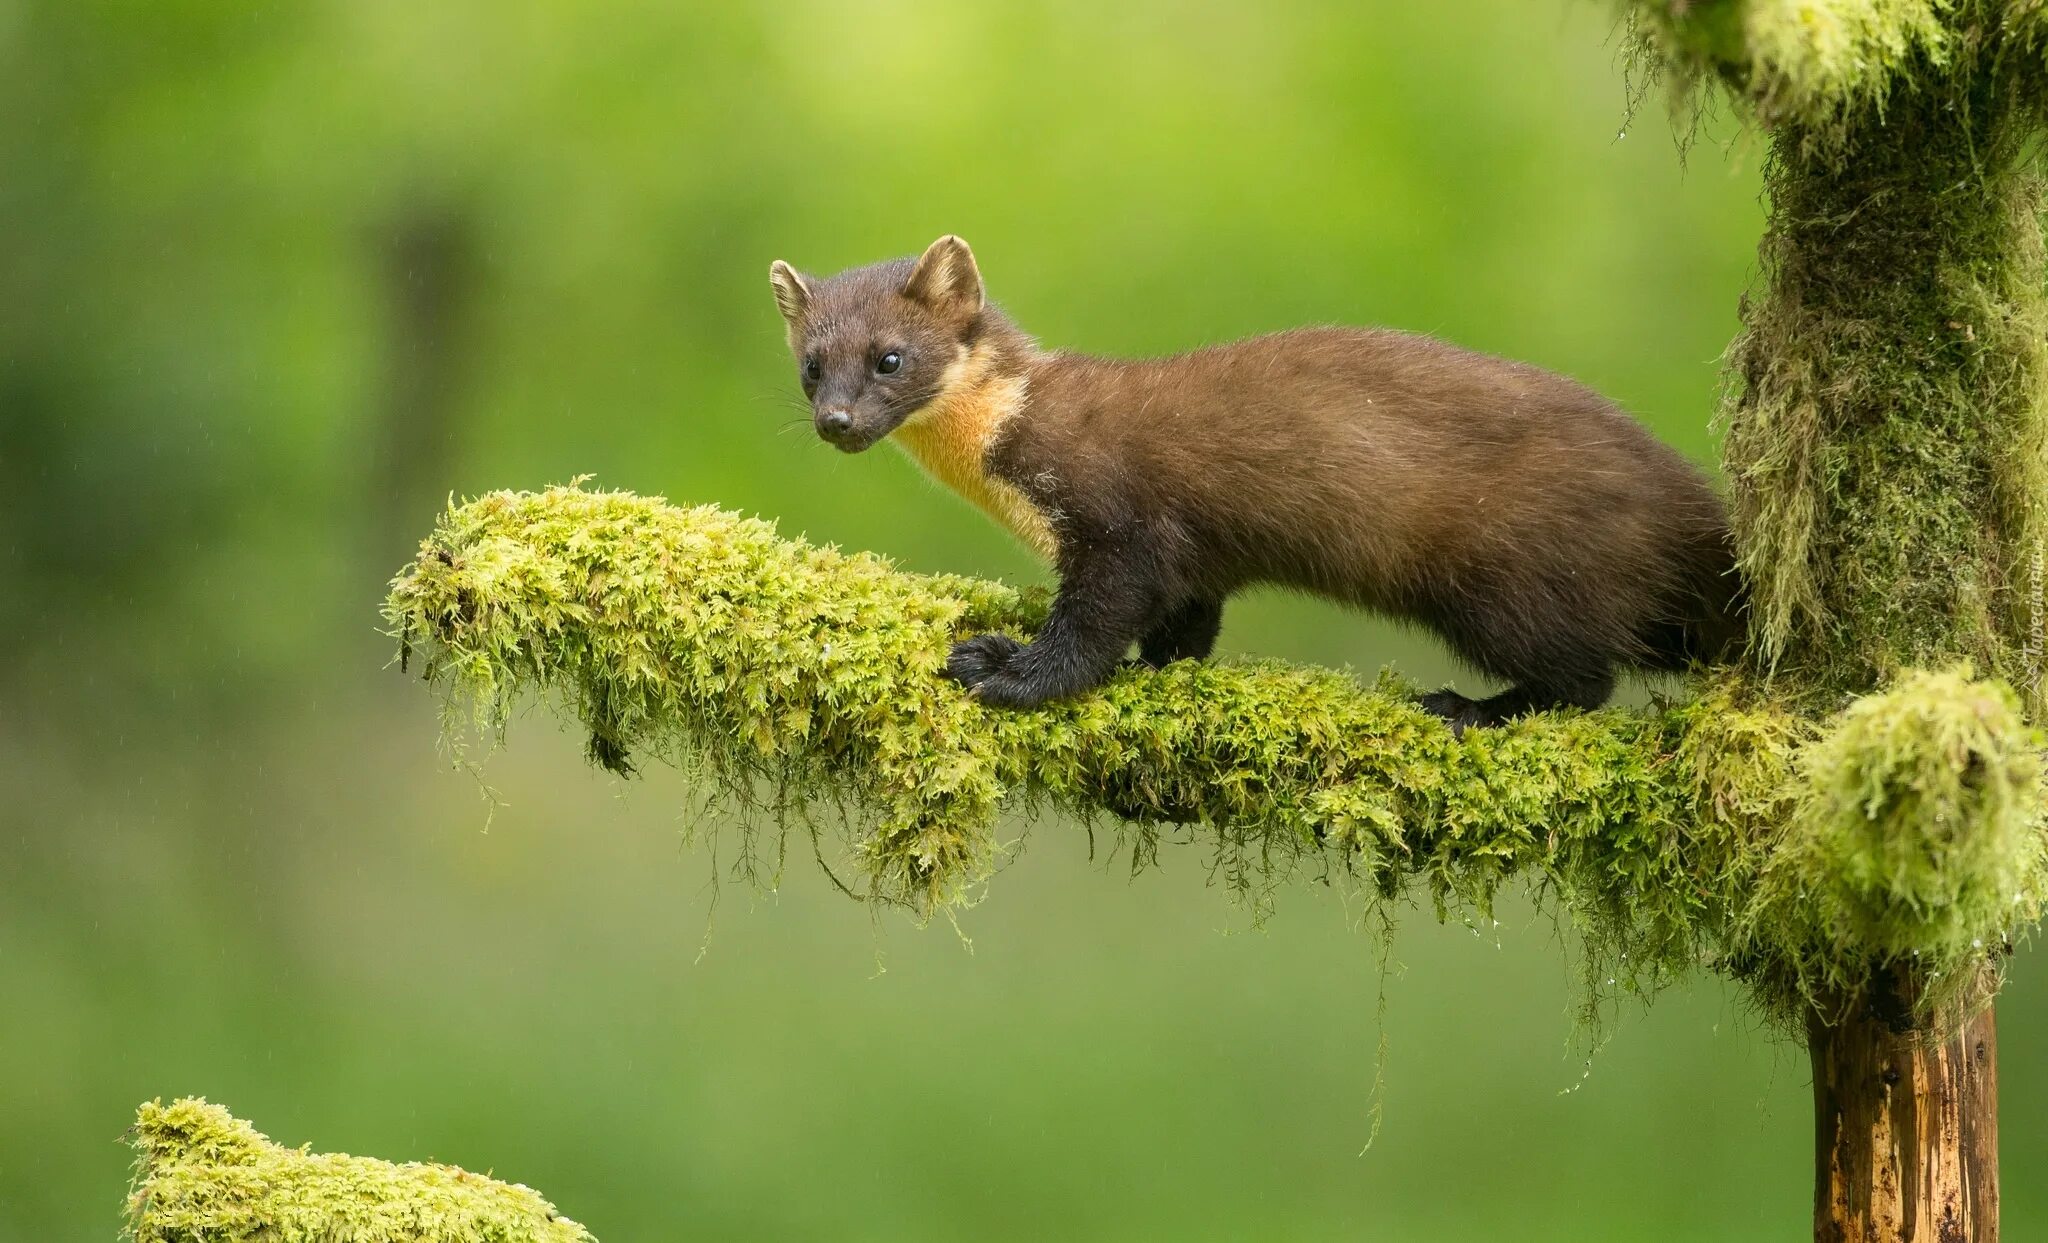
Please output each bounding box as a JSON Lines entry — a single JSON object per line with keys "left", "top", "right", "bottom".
{"left": 1420, "top": 664, "right": 1616, "bottom": 737}
{"left": 1138, "top": 597, "right": 1224, "bottom": 667}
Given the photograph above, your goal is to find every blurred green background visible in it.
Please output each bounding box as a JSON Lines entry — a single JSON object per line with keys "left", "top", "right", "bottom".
{"left": 3, "top": 1, "right": 2041, "bottom": 1239}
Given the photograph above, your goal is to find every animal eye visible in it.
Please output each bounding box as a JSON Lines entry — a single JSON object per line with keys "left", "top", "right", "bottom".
{"left": 876, "top": 351, "right": 902, "bottom": 375}
{"left": 803, "top": 357, "right": 821, "bottom": 383}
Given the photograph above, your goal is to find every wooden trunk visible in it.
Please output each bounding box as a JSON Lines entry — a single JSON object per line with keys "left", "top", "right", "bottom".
{"left": 1808, "top": 982, "right": 1999, "bottom": 1243}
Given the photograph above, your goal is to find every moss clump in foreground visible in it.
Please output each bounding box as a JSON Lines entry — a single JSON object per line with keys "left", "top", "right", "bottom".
{"left": 124, "top": 1098, "right": 593, "bottom": 1243}
{"left": 386, "top": 486, "right": 2048, "bottom": 1028}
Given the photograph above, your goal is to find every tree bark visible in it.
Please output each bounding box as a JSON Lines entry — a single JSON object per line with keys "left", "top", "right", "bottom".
{"left": 1809, "top": 978, "right": 1998, "bottom": 1242}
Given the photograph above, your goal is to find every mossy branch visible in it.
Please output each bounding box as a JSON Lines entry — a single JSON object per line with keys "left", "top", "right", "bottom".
{"left": 386, "top": 486, "right": 2047, "bottom": 1027}
{"left": 1616, "top": 2, "right": 2048, "bottom": 151}
{"left": 1620, "top": 0, "right": 1948, "bottom": 131}
{"left": 124, "top": 1098, "right": 593, "bottom": 1243}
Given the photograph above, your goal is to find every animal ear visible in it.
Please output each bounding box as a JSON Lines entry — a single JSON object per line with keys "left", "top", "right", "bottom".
{"left": 768, "top": 260, "right": 811, "bottom": 325}
{"left": 902, "top": 235, "right": 984, "bottom": 316}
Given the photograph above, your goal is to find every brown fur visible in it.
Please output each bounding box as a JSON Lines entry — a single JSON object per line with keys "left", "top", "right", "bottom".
{"left": 770, "top": 236, "right": 1741, "bottom": 728}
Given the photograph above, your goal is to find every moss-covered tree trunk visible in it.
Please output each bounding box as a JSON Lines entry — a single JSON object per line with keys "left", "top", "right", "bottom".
{"left": 1809, "top": 975, "right": 1999, "bottom": 1242}
{"left": 1725, "top": 105, "right": 2048, "bottom": 710}
{"left": 1721, "top": 48, "right": 2048, "bottom": 1243}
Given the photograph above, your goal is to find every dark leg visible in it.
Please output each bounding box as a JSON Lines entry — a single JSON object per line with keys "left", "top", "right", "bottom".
{"left": 1138, "top": 597, "right": 1223, "bottom": 668}
{"left": 945, "top": 544, "right": 1165, "bottom": 709}
{"left": 1420, "top": 665, "right": 1616, "bottom": 737}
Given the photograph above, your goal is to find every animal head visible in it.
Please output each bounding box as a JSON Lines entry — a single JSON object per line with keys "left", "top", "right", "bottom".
{"left": 769, "top": 235, "right": 988, "bottom": 452}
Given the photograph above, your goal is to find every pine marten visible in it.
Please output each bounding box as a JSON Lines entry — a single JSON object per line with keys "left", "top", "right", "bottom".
{"left": 769, "top": 236, "right": 1740, "bottom": 732}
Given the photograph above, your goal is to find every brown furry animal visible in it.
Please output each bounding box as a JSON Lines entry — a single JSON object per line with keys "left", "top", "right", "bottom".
{"left": 769, "top": 235, "right": 1740, "bottom": 731}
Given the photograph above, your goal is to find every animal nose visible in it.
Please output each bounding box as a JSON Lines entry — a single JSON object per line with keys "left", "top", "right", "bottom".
{"left": 818, "top": 409, "right": 853, "bottom": 438}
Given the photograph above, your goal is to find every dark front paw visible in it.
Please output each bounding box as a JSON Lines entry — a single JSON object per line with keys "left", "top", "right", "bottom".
{"left": 944, "top": 633, "right": 1025, "bottom": 691}
{"left": 964, "top": 668, "right": 1059, "bottom": 709}
{"left": 943, "top": 634, "right": 1063, "bottom": 709}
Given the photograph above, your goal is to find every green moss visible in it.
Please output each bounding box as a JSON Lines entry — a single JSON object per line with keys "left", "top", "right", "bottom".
{"left": 124, "top": 1098, "right": 593, "bottom": 1243}
{"left": 2017, "top": 1, "right": 2048, "bottom": 67}
{"left": 1718, "top": 34, "right": 2048, "bottom": 715}
{"left": 1615, "top": 2, "right": 2048, "bottom": 152}
{"left": 1619, "top": 0, "right": 1949, "bottom": 140}
{"left": 1620, "top": 4, "right": 2048, "bottom": 1016}
{"left": 1753, "top": 670, "right": 2046, "bottom": 1010}
{"left": 386, "top": 486, "right": 2047, "bottom": 1028}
